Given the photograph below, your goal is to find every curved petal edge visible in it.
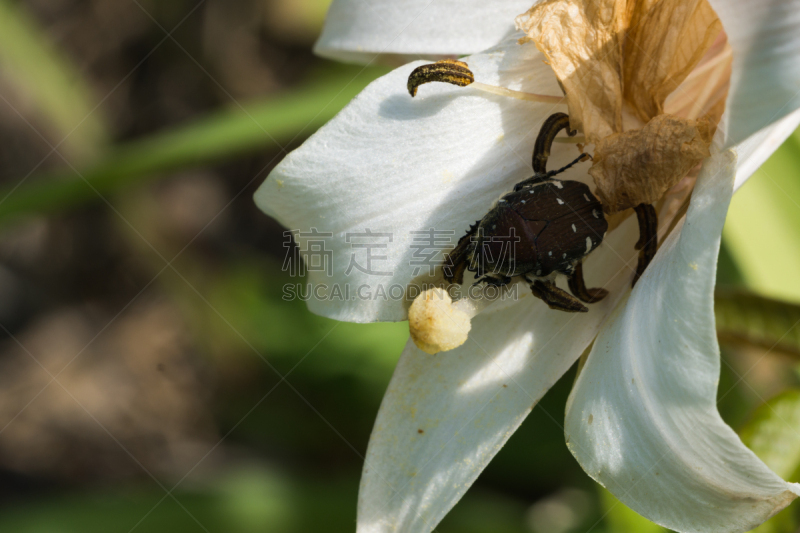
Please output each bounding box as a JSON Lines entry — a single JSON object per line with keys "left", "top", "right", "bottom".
{"left": 565, "top": 148, "right": 800, "bottom": 533}
{"left": 314, "top": 0, "right": 532, "bottom": 63}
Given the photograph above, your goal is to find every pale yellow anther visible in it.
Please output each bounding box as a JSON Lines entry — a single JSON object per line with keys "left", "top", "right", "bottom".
{"left": 408, "top": 288, "right": 472, "bottom": 354}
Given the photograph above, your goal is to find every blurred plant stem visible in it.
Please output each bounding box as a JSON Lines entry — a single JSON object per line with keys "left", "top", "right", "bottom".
{"left": 715, "top": 289, "right": 800, "bottom": 359}
{"left": 0, "top": 466, "right": 533, "bottom": 533}
{"left": 739, "top": 390, "right": 800, "bottom": 533}
{"left": 0, "top": 65, "right": 387, "bottom": 224}
{"left": 0, "top": 0, "right": 107, "bottom": 161}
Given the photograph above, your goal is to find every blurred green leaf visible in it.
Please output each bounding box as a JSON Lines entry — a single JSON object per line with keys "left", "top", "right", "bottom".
{"left": 0, "top": 65, "right": 387, "bottom": 224}
{"left": 0, "top": 467, "right": 530, "bottom": 533}
{"left": 716, "top": 241, "right": 746, "bottom": 287}
{"left": 599, "top": 488, "right": 667, "bottom": 533}
{"left": 747, "top": 509, "right": 797, "bottom": 533}
{"left": 738, "top": 390, "right": 800, "bottom": 533}
{"left": 197, "top": 258, "right": 408, "bottom": 382}
{"left": 723, "top": 131, "right": 800, "bottom": 302}
{"left": 0, "top": 467, "right": 344, "bottom": 533}
{"left": 715, "top": 289, "right": 800, "bottom": 358}
{"left": 739, "top": 389, "right": 800, "bottom": 480}
{"left": 0, "top": 0, "right": 107, "bottom": 160}
{"left": 442, "top": 489, "right": 528, "bottom": 533}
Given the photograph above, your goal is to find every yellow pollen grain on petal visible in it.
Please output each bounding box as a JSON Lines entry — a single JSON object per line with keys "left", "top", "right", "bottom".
{"left": 408, "top": 288, "right": 471, "bottom": 355}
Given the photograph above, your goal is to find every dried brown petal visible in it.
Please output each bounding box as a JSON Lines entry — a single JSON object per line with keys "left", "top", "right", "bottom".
{"left": 516, "top": 0, "right": 722, "bottom": 142}
{"left": 589, "top": 113, "right": 713, "bottom": 214}
{"left": 516, "top": 0, "right": 627, "bottom": 143}
{"left": 624, "top": 0, "right": 722, "bottom": 121}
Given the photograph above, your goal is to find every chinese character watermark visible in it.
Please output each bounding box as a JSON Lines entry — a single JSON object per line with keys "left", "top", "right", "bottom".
{"left": 345, "top": 229, "right": 393, "bottom": 277}
{"left": 283, "top": 228, "right": 333, "bottom": 277}
{"left": 409, "top": 228, "right": 455, "bottom": 276}
{"left": 468, "top": 227, "right": 520, "bottom": 275}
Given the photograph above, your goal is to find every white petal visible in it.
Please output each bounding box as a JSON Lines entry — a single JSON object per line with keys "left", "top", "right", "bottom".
{"left": 357, "top": 216, "right": 642, "bottom": 533}
{"left": 256, "top": 36, "right": 582, "bottom": 323}
{"left": 564, "top": 149, "right": 800, "bottom": 533}
{"left": 314, "top": 0, "right": 532, "bottom": 63}
{"left": 709, "top": 0, "right": 800, "bottom": 148}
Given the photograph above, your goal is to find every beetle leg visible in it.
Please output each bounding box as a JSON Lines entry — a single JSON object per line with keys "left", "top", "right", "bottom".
{"left": 443, "top": 221, "right": 480, "bottom": 284}
{"left": 567, "top": 261, "right": 609, "bottom": 303}
{"left": 633, "top": 203, "right": 658, "bottom": 286}
{"left": 529, "top": 279, "right": 588, "bottom": 313}
{"left": 532, "top": 112, "right": 576, "bottom": 174}
{"left": 475, "top": 274, "right": 512, "bottom": 287}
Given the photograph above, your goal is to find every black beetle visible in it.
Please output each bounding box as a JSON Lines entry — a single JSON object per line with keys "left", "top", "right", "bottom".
{"left": 408, "top": 61, "right": 660, "bottom": 309}
{"left": 444, "top": 113, "right": 609, "bottom": 312}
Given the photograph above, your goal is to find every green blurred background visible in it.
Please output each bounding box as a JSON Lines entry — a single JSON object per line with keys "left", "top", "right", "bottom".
{"left": 0, "top": 0, "right": 797, "bottom": 532}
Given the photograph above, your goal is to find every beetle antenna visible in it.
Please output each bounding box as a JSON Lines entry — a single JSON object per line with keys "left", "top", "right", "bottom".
{"left": 547, "top": 153, "right": 593, "bottom": 178}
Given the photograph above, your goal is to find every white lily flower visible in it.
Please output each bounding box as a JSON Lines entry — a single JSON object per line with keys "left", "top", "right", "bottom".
{"left": 255, "top": 1, "right": 800, "bottom": 532}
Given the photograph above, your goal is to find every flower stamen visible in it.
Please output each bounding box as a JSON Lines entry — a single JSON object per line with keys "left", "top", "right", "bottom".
{"left": 408, "top": 287, "right": 473, "bottom": 354}
{"left": 407, "top": 59, "right": 474, "bottom": 97}
{"left": 553, "top": 136, "right": 586, "bottom": 144}
{"left": 469, "top": 82, "right": 564, "bottom": 104}
{"left": 408, "top": 284, "right": 512, "bottom": 354}
{"left": 407, "top": 59, "right": 564, "bottom": 104}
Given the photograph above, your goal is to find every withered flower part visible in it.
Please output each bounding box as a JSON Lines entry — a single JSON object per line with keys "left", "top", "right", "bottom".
{"left": 518, "top": 0, "right": 724, "bottom": 212}
{"left": 589, "top": 113, "right": 714, "bottom": 214}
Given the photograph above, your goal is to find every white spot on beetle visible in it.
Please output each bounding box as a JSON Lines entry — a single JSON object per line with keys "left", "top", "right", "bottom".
{"left": 585, "top": 236, "right": 592, "bottom": 253}
{"left": 583, "top": 194, "right": 590, "bottom": 202}
{"left": 553, "top": 181, "right": 563, "bottom": 189}
{"left": 571, "top": 224, "right": 577, "bottom": 233}
{"left": 593, "top": 209, "right": 600, "bottom": 219}
{"left": 536, "top": 270, "right": 542, "bottom": 276}
{"left": 562, "top": 253, "right": 567, "bottom": 259}
{"left": 492, "top": 225, "right": 496, "bottom": 230}
{"left": 548, "top": 251, "right": 552, "bottom": 256}
{"left": 556, "top": 198, "right": 564, "bottom": 205}
{"left": 521, "top": 200, "right": 526, "bottom": 204}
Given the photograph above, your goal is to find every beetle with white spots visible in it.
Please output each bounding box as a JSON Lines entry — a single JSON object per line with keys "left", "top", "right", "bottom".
{"left": 443, "top": 113, "right": 610, "bottom": 313}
